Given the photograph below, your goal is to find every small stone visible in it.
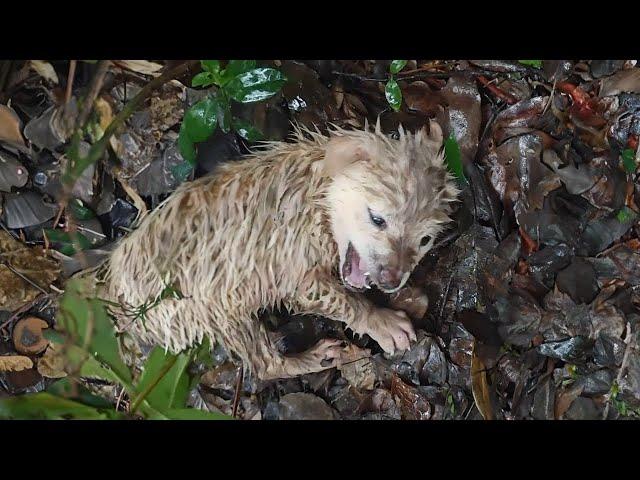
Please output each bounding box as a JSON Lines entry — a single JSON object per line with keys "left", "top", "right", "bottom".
{"left": 278, "top": 392, "right": 337, "bottom": 420}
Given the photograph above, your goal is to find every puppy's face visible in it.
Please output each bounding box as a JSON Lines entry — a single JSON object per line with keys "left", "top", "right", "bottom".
{"left": 324, "top": 121, "right": 459, "bottom": 294}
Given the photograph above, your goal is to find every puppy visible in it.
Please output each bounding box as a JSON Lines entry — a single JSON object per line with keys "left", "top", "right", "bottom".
{"left": 99, "top": 119, "right": 459, "bottom": 380}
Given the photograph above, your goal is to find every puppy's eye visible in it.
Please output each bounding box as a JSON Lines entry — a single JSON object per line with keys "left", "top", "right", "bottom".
{"left": 420, "top": 235, "right": 432, "bottom": 247}
{"left": 369, "top": 210, "right": 386, "bottom": 228}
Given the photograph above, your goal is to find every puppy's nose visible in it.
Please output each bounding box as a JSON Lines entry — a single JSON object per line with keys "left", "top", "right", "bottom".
{"left": 378, "top": 267, "right": 402, "bottom": 290}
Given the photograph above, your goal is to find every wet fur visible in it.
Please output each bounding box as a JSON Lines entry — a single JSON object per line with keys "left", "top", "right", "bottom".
{"left": 97, "top": 120, "right": 459, "bottom": 379}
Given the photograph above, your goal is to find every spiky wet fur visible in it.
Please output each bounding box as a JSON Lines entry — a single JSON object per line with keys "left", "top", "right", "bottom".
{"left": 96, "top": 120, "right": 459, "bottom": 379}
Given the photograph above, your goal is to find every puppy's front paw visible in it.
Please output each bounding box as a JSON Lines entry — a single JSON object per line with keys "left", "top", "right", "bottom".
{"left": 356, "top": 307, "right": 417, "bottom": 354}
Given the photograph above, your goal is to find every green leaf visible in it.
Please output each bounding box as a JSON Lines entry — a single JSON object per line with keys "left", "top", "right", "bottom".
{"left": 225, "top": 68, "right": 287, "bottom": 103}
{"left": 183, "top": 96, "right": 219, "bottom": 143}
{"left": 56, "top": 279, "right": 133, "bottom": 385}
{"left": 216, "top": 94, "right": 231, "bottom": 133}
{"left": 164, "top": 407, "right": 233, "bottom": 420}
{"left": 171, "top": 161, "right": 194, "bottom": 182}
{"left": 68, "top": 198, "right": 95, "bottom": 221}
{"left": 221, "top": 60, "right": 257, "bottom": 83}
{"left": 616, "top": 206, "right": 637, "bottom": 224}
{"left": 201, "top": 60, "right": 221, "bottom": 75}
{"left": 178, "top": 123, "right": 197, "bottom": 165}
{"left": 232, "top": 118, "right": 264, "bottom": 142}
{"left": 518, "top": 60, "right": 543, "bottom": 69}
{"left": 385, "top": 77, "right": 402, "bottom": 112}
{"left": 0, "top": 393, "right": 125, "bottom": 420}
{"left": 622, "top": 148, "right": 637, "bottom": 173}
{"left": 191, "top": 72, "right": 216, "bottom": 88}
{"left": 47, "top": 377, "right": 117, "bottom": 410}
{"left": 444, "top": 134, "right": 468, "bottom": 184}
{"left": 44, "top": 229, "right": 92, "bottom": 256}
{"left": 136, "top": 347, "right": 192, "bottom": 410}
{"left": 390, "top": 60, "right": 408, "bottom": 74}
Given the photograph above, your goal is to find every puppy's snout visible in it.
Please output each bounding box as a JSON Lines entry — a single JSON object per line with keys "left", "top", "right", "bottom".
{"left": 378, "top": 266, "right": 402, "bottom": 290}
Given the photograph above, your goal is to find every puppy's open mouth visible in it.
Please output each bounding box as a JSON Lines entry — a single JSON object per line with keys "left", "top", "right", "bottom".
{"left": 341, "top": 242, "right": 372, "bottom": 291}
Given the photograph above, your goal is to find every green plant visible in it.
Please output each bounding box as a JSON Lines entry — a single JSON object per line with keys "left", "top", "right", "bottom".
{"left": 622, "top": 148, "right": 637, "bottom": 173}
{"left": 385, "top": 60, "right": 407, "bottom": 112}
{"left": 518, "top": 60, "right": 543, "bottom": 69}
{"left": 443, "top": 134, "right": 468, "bottom": 184}
{"left": 0, "top": 278, "right": 230, "bottom": 420}
{"left": 175, "top": 60, "right": 287, "bottom": 178}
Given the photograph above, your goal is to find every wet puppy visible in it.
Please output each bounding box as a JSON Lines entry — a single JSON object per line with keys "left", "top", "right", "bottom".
{"left": 99, "top": 119, "right": 459, "bottom": 379}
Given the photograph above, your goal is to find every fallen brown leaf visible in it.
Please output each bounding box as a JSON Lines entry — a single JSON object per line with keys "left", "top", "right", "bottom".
{"left": 36, "top": 344, "right": 67, "bottom": 379}
{"left": 0, "top": 355, "right": 33, "bottom": 372}
{"left": 0, "top": 104, "right": 29, "bottom": 153}
{"left": 471, "top": 340, "right": 496, "bottom": 420}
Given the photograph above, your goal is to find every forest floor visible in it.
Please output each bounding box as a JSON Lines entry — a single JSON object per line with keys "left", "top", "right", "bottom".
{"left": 0, "top": 59, "right": 639, "bottom": 420}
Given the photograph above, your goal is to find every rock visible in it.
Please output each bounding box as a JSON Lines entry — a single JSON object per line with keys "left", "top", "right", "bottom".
{"left": 278, "top": 392, "right": 338, "bottom": 420}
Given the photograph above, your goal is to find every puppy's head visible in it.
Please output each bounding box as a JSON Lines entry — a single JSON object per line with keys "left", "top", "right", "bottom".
{"left": 323, "top": 120, "right": 459, "bottom": 294}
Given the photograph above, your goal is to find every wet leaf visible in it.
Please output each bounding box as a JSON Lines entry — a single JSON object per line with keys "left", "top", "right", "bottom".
{"left": 183, "top": 96, "right": 219, "bottom": 142}
{"left": 201, "top": 60, "right": 221, "bottom": 75}
{"left": 0, "top": 151, "right": 28, "bottom": 192}
{"left": 178, "top": 123, "right": 197, "bottom": 165}
{"left": 616, "top": 206, "right": 637, "bottom": 224}
{"left": 163, "top": 408, "right": 232, "bottom": 420}
{"left": 191, "top": 72, "right": 216, "bottom": 88}
{"left": 622, "top": 148, "right": 637, "bottom": 173}
{"left": 444, "top": 134, "right": 467, "bottom": 183}
{"left": 222, "top": 60, "right": 257, "bottom": 83}
{"left": 0, "top": 392, "right": 125, "bottom": 419}
{"left": 68, "top": 198, "right": 95, "bottom": 220}
{"left": 0, "top": 104, "right": 29, "bottom": 153}
{"left": 600, "top": 68, "right": 640, "bottom": 97}
{"left": 136, "top": 347, "right": 192, "bottom": 411}
{"left": 0, "top": 355, "right": 33, "bottom": 372}
{"left": 470, "top": 341, "right": 495, "bottom": 420}
{"left": 44, "top": 229, "right": 92, "bottom": 256}
{"left": 225, "top": 68, "right": 287, "bottom": 103}
{"left": 518, "top": 60, "right": 543, "bottom": 69}
{"left": 170, "top": 161, "right": 194, "bottom": 183}
{"left": 389, "top": 60, "right": 408, "bottom": 74}
{"left": 385, "top": 77, "right": 402, "bottom": 112}
{"left": 55, "top": 278, "right": 133, "bottom": 385}
{"left": 232, "top": 117, "right": 263, "bottom": 142}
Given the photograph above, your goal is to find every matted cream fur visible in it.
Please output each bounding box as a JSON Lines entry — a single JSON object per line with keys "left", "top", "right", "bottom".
{"left": 97, "top": 119, "right": 459, "bottom": 380}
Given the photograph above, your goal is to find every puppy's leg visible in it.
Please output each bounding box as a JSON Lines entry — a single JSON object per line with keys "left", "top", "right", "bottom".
{"left": 287, "top": 269, "right": 417, "bottom": 355}
{"left": 228, "top": 317, "right": 344, "bottom": 381}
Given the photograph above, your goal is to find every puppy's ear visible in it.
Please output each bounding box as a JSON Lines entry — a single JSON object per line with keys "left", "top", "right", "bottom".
{"left": 323, "top": 136, "right": 369, "bottom": 177}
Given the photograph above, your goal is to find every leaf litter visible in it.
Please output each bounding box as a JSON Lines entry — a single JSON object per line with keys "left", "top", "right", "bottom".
{"left": 0, "top": 59, "right": 640, "bottom": 420}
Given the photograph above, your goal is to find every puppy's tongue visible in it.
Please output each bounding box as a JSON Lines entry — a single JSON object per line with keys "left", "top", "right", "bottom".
{"left": 343, "top": 242, "right": 367, "bottom": 289}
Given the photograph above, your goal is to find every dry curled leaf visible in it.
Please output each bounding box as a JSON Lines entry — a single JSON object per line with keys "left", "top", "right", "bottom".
{"left": 390, "top": 373, "right": 432, "bottom": 420}
{"left": 113, "top": 60, "right": 163, "bottom": 76}
{"left": 599, "top": 68, "right": 640, "bottom": 97}
{"left": 28, "top": 60, "right": 59, "bottom": 84}
{"left": 13, "top": 316, "right": 49, "bottom": 355}
{"left": 337, "top": 344, "right": 374, "bottom": 390}
{"left": 36, "top": 344, "right": 67, "bottom": 379}
{"left": 0, "top": 104, "right": 29, "bottom": 154}
{"left": 554, "top": 383, "right": 584, "bottom": 419}
{"left": 471, "top": 340, "right": 496, "bottom": 420}
{"left": 0, "top": 355, "right": 34, "bottom": 372}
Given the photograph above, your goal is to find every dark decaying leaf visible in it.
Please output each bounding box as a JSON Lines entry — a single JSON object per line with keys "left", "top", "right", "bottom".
{"left": 1, "top": 191, "right": 57, "bottom": 229}
{"left": 0, "top": 151, "right": 28, "bottom": 192}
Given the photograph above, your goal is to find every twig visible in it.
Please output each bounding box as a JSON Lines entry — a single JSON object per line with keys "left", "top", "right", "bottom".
{"left": 74, "top": 60, "right": 111, "bottom": 131}
{"left": 0, "top": 293, "right": 49, "bottom": 331}
{"left": 477, "top": 75, "right": 518, "bottom": 104}
{"left": 603, "top": 322, "right": 635, "bottom": 419}
{"left": 65, "top": 60, "right": 77, "bottom": 107}
{"left": 232, "top": 365, "right": 244, "bottom": 418}
{"left": 62, "top": 60, "right": 198, "bottom": 192}
{"left": 0, "top": 258, "right": 49, "bottom": 294}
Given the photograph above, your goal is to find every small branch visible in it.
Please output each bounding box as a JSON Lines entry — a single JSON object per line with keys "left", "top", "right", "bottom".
{"left": 74, "top": 60, "right": 111, "bottom": 131}
{"left": 0, "top": 293, "right": 50, "bottom": 331}
{"left": 64, "top": 60, "right": 77, "bottom": 107}
{"left": 603, "top": 322, "right": 635, "bottom": 419}
{"left": 232, "top": 365, "right": 244, "bottom": 418}
{"left": 0, "top": 258, "right": 49, "bottom": 294}
{"left": 62, "top": 60, "right": 198, "bottom": 192}
{"left": 477, "top": 75, "right": 518, "bottom": 105}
